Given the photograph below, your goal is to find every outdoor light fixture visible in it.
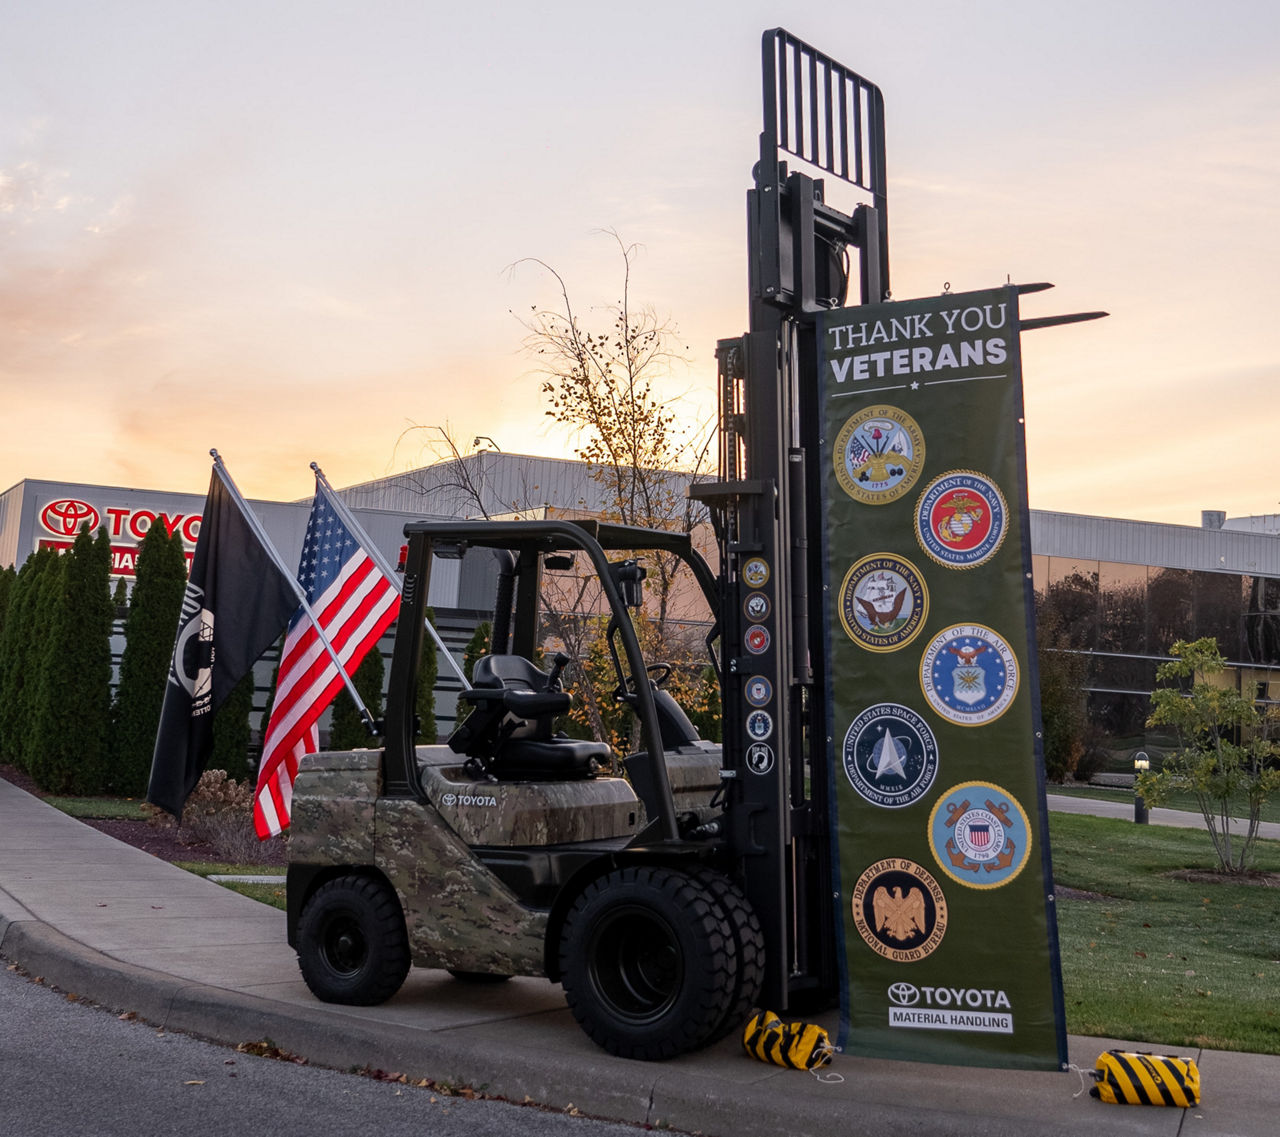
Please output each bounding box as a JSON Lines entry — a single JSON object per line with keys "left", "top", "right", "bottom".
{"left": 1133, "top": 751, "right": 1150, "bottom": 825}
{"left": 473, "top": 436, "right": 501, "bottom": 452}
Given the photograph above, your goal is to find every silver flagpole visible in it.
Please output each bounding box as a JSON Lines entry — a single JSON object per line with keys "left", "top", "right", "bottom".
{"left": 209, "top": 450, "right": 375, "bottom": 730}
{"left": 310, "top": 462, "right": 469, "bottom": 687}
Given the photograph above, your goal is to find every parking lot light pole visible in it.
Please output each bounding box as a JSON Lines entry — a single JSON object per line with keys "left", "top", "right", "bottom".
{"left": 1133, "top": 752, "right": 1150, "bottom": 825}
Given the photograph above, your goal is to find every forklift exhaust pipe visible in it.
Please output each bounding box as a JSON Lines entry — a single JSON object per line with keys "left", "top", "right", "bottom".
{"left": 491, "top": 549, "right": 516, "bottom": 655}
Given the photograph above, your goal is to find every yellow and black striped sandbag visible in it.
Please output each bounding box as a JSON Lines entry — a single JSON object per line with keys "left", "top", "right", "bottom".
{"left": 1089, "top": 1049, "right": 1200, "bottom": 1106}
{"left": 742, "top": 1010, "right": 832, "bottom": 1070}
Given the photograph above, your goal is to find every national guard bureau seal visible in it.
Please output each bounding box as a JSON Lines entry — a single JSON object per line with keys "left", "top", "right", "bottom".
{"left": 842, "top": 703, "right": 939, "bottom": 808}
{"left": 839, "top": 554, "right": 929, "bottom": 652}
{"left": 928, "top": 781, "right": 1032, "bottom": 889}
{"left": 852, "top": 858, "right": 948, "bottom": 963}
{"left": 915, "top": 470, "right": 1007, "bottom": 569}
{"left": 920, "top": 623, "right": 1019, "bottom": 727}
{"left": 833, "top": 405, "right": 925, "bottom": 505}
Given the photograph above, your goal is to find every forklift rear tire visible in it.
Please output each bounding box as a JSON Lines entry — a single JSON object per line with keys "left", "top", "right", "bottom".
{"left": 296, "top": 874, "right": 410, "bottom": 1006}
{"left": 559, "top": 865, "right": 738, "bottom": 1061}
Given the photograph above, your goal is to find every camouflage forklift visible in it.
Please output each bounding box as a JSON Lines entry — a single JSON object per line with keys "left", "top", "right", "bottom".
{"left": 286, "top": 29, "right": 885, "bottom": 1059}
{"left": 287, "top": 520, "right": 765, "bottom": 1060}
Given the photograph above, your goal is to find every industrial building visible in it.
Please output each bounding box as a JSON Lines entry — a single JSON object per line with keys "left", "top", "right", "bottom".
{"left": 3, "top": 455, "right": 1278, "bottom": 756}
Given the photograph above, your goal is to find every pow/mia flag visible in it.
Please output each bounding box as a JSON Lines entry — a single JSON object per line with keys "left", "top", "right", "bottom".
{"left": 147, "top": 464, "right": 296, "bottom": 818}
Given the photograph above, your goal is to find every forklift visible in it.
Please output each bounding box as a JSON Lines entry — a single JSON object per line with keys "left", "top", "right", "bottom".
{"left": 285, "top": 29, "right": 884, "bottom": 1059}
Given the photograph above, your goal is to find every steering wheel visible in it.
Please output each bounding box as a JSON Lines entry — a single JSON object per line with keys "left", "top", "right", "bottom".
{"left": 645, "top": 663, "right": 673, "bottom": 687}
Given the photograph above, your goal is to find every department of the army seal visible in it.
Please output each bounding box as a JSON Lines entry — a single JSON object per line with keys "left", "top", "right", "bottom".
{"left": 928, "top": 781, "right": 1032, "bottom": 889}
{"left": 842, "top": 703, "right": 939, "bottom": 809}
{"left": 833, "top": 405, "right": 926, "bottom": 505}
{"left": 851, "top": 858, "right": 948, "bottom": 963}
{"left": 838, "top": 554, "right": 929, "bottom": 652}
{"left": 920, "top": 623, "right": 1019, "bottom": 727}
{"left": 914, "top": 470, "right": 1008, "bottom": 569}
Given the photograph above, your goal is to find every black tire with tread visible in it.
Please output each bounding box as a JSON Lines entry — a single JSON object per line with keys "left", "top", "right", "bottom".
{"left": 296, "top": 874, "right": 410, "bottom": 1006}
{"left": 559, "top": 865, "right": 739, "bottom": 1061}
{"left": 692, "top": 869, "right": 765, "bottom": 1043}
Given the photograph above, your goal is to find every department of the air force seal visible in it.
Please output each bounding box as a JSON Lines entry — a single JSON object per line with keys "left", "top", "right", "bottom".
{"left": 914, "top": 471, "right": 1008, "bottom": 569}
{"left": 928, "top": 782, "right": 1032, "bottom": 889}
{"left": 746, "top": 710, "right": 774, "bottom": 741}
{"left": 838, "top": 554, "right": 929, "bottom": 652}
{"left": 920, "top": 624, "right": 1019, "bottom": 727}
{"left": 851, "top": 858, "right": 948, "bottom": 962}
{"left": 842, "top": 703, "right": 939, "bottom": 808}
{"left": 833, "top": 405, "right": 925, "bottom": 505}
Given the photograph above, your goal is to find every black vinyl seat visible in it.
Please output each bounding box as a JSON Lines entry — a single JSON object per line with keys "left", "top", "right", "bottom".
{"left": 447, "top": 655, "right": 611, "bottom": 780}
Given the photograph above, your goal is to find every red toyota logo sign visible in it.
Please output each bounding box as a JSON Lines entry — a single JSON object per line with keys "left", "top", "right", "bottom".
{"left": 40, "top": 499, "right": 101, "bottom": 537}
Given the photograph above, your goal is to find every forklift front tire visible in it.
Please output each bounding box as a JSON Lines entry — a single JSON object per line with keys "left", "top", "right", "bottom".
{"left": 559, "top": 866, "right": 738, "bottom": 1061}
{"left": 296, "top": 874, "right": 410, "bottom": 1006}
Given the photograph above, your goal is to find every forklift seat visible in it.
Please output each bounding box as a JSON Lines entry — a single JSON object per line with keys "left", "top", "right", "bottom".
{"left": 447, "top": 655, "right": 611, "bottom": 780}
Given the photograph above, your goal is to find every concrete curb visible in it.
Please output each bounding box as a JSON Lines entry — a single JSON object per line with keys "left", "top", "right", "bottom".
{"left": 0, "top": 903, "right": 1165, "bottom": 1137}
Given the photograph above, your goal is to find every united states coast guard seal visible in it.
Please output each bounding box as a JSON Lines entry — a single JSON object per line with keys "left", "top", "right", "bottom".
{"left": 838, "top": 554, "right": 929, "bottom": 652}
{"left": 914, "top": 470, "right": 1007, "bottom": 569}
{"left": 928, "top": 782, "right": 1032, "bottom": 889}
{"left": 833, "top": 405, "right": 925, "bottom": 505}
{"left": 920, "top": 623, "right": 1019, "bottom": 727}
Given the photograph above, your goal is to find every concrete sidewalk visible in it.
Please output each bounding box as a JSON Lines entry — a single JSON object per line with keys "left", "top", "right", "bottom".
{"left": 2, "top": 776, "right": 1276, "bottom": 1137}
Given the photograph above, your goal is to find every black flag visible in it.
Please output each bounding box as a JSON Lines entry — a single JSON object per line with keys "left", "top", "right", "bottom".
{"left": 147, "top": 465, "right": 297, "bottom": 817}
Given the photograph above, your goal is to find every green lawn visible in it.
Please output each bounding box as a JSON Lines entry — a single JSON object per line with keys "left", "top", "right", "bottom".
{"left": 1052, "top": 812, "right": 1280, "bottom": 1053}
{"left": 44, "top": 795, "right": 150, "bottom": 820}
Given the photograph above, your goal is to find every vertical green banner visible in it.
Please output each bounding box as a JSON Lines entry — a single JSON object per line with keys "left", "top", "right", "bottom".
{"left": 818, "top": 285, "right": 1066, "bottom": 1070}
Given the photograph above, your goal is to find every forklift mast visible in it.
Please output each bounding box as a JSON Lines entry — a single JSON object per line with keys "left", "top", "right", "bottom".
{"left": 693, "top": 28, "right": 890, "bottom": 1012}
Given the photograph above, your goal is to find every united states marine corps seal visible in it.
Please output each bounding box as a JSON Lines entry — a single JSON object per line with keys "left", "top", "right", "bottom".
{"left": 920, "top": 623, "right": 1019, "bottom": 727}
{"left": 851, "top": 859, "right": 948, "bottom": 962}
{"left": 833, "top": 405, "right": 925, "bottom": 504}
{"left": 915, "top": 471, "right": 1007, "bottom": 569}
{"left": 928, "top": 782, "right": 1032, "bottom": 889}
{"left": 838, "top": 554, "right": 929, "bottom": 652}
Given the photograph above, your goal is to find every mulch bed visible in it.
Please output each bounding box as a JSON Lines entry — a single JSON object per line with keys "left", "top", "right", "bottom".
{"left": 0, "top": 764, "right": 286, "bottom": 867}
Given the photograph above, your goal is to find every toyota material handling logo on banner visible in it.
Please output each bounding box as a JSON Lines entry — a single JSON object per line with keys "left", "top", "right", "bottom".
{"left": 40, "top": 499, "right": 101, "bottom": 537}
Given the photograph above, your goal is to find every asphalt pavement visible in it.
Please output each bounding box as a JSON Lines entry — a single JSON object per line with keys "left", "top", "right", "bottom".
{"left": 3, "top": 776, "right": 1278, "bottom": 1137}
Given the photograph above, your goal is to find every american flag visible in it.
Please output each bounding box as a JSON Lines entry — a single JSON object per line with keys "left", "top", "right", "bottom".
{"left": 253, "top": 484, "right": 400, "bottom": 837}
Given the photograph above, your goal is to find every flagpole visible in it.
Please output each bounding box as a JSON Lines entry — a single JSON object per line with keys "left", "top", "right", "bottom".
{"left": 209, "top": 450, "right": 377, "bottom": 732}
{"left": 311, "top": 462, "right": 469, "bottom": 687}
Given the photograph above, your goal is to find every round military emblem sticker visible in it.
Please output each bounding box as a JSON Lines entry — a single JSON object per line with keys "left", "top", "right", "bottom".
{"left": 833, "top": 405, "right": 925, "bottom": 505}
{"left": 838, "top": 554, "right": 929, "bottom": 652}
{"left": 915, "top": 471, "right": 1007, "bottom": 569}
{"left": 842, "top": 703, "right": 939, "bottom": 808}
{"left": 928, "top": 782, "right": 1032, "bottom": 889}
{"left": 851, "top": 858, "right": 948, "bottom": 963}
{"left": 742, "top": 558, "right": 770, "bottom": 588}
{"left": 744, "top": 675, "right": 773, "bottom": 707}
{"left": 920, "top": 624, "right": 1019, "bottom": 727}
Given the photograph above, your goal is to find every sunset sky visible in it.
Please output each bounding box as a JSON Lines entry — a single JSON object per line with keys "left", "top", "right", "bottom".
{"left": 3, "top": 1, "right": 1277, "bottom": 525}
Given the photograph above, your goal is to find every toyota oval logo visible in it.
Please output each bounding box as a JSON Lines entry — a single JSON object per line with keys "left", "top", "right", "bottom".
{"left": 41, "top": 499, "right": 101, "bottom": 537}
{"left": 887, "top": 982, "right": 920, "bottom": 1006}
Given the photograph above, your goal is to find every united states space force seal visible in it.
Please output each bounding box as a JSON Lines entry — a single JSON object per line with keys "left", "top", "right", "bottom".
{"left": 833, "top": 405, "right": 925, "bottom": 505}
{"left": 928, "top": 782, "right": 1032, "bottom": 889}
{"left": 915, "top": 470, "right": 1007, "bottom": 569}
{"left": 920, "top": 624, "right": 1019, "bottom": 727}
{"left": 838, "top": 554, "right": 929, "bottom": 652}
{"left": 842, "top": 703, "right": 939, "bottom": 808}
